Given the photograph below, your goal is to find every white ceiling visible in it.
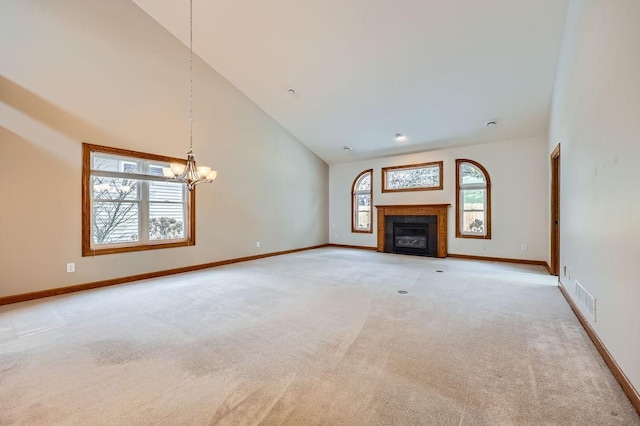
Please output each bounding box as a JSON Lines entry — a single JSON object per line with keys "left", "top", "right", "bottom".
{"left": 132, "top": 0, "right": 568, "bottom": 164}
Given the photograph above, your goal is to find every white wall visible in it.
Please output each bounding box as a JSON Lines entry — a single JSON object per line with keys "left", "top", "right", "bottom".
{"left": 329, "top": 137, "right": 549, "bottom": 261}
{"left": 549, "top": 0, "right": 640, "bottom": 390}
{"left": 0, "top": 0, "right": 328, "bottom": 297}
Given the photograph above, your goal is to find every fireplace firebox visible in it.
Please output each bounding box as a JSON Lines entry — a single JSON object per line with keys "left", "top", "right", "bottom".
{"left": 394, "top": 224, "right": 428, "bottom": 250}
{"left": 385, "top": 215, "right": 437, "bottom": 257}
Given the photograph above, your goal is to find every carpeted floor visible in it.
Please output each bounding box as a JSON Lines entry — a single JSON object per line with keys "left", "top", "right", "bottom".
{"left": 0, "top": 248, "right": 638, "bottom": 425}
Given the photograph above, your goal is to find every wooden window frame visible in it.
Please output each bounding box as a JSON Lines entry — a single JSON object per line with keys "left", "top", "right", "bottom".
{"left": 381, "top": 161, "right": 444, "bottom": 193}
{"left": 351, "top": 169, "right": 373, "bottom": 233}
{"left": 455, "top": 159, "right": 491, "bottom": 239}
{"left": 82, "top": 143, "right": 196, "bottom": 256}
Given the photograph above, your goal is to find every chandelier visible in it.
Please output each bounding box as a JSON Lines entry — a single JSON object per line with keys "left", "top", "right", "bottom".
{"left": 163, "top": 0, "right": 217, "bottom": 191}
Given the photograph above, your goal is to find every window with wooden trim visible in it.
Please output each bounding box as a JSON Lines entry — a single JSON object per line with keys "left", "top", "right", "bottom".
{"left": 382, "top": 161, "right": 443, "bottom": 192}
{"left": 352, "top": 169, "right": 373, "bottom": 233}
{"left": 82, "top": 143, "right": 195, "bottom": 256}
{"left": 456, "top": 159, "right": 491, "bottom": 239}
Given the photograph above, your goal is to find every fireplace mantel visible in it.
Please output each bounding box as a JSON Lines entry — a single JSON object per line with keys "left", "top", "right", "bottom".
{"left": 375, "top": 204, "right": 450, "bottom": 257}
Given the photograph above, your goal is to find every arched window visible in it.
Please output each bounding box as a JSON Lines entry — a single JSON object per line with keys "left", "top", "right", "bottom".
{"left": 352, "top": 169, "right": 373, "bottom": 233}
{"left": 456, "top": 159, "right": 491, "bottom": 239}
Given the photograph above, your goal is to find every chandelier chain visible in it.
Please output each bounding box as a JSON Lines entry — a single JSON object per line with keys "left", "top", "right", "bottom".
{"left": 189, "top": 0, "right": 193, "bottom": 151}
{"left": 162, "top": 0, "right": 216, "bottom": 190}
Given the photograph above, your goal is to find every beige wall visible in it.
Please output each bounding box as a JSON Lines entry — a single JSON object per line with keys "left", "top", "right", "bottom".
{"left": 329, "top": 137, "right": 550, "bottom": 261}
{"left": 549, "top": 0, "right": 640, "bottom": 390}
{"left": 0, "top": 0, "right": 328, "bottom": 297}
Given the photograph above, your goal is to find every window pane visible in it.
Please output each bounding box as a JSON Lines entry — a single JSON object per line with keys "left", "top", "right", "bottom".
{"left": 357, "top": 206, "right": 371, "bottom": 229}
{"left": 461, "top": 163, "right": 485, "bottom": 185}
{"left": 148, "top": 164, "right": 167, "bottom": 177}
{"left": 92, "top": 176, "right": 138, "bottom": 200}
{"left": 92, "top": 153, "right": 140, "bottom": 173}
{"left": 357, "top": 194, "right": 371, "bottom": 207}
{"left": 356, "top": 173, "right": 371, "bottom": 191}
{"left": 356, "top": 209, "right": 370, "bottom": 230}
{"left": 356, "top": 213, "right": 370, "bottom": 230}
{"left": 355, "top": 194, "right": 371, "bottom": 230}
{"left": 93, "top": 202, "right": 139, "bottom": 244}
{"left": 149, "top": 203, "right": 185, "bottom": 240}
{"left": 386, "top": 166, "right": 439, "bottom": 189}
{"left": 463, "top": 189, "right": 485, "bottom": 208}
{"left": 462, "top": 211, "right": 485, "bottom": 234}
{"left": 149, "top": 180, "right": 183, "bottom": 202}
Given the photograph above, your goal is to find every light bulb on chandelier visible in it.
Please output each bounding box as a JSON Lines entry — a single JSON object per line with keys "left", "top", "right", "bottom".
{"left": 162, "top": 0, "right": 217, "bottom": 190}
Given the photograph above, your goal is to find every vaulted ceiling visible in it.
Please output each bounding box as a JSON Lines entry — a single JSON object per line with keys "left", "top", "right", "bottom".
{"left": 132, "top": 0, "right": 568, "bottom": 163}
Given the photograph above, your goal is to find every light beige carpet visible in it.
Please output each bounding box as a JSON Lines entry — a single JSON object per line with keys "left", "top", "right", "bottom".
{"left": 0, "top": 248, "right": 638, "bottom": 425}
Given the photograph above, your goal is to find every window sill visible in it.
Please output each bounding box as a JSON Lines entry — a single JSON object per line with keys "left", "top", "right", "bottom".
{"left": 455, "top": 233, "right": 491, "bottom": 240}
{"left": 351, "top": 229, "right": 373, "bottom": 234}
{"left": 82, "top": 239, "right": 194, "bottom": 256}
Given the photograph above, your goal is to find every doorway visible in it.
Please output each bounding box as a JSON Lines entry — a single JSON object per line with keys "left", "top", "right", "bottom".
{"left": 550, "top": 144, "right": 561, "bottom": 276}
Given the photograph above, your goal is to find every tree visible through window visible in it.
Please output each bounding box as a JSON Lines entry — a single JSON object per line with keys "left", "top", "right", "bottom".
{"left": 82, "top": 143, "right": 195, "bottom": 256}
{"left": 382, "top": 162, "right": 443, "bottom": 192}
{"left": 352, "top": 169, "right": 373, "bottom": 233}
{"left": 456, "top": 159, "right": 491, "bottom": 238}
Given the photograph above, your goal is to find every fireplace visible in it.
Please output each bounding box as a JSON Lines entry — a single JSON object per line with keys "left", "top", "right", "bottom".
{"left": 385, "top": 216, "right": 437, "bottom": 257}
{"left": 395, "top": 225, "right": 427, "bottom": 250}
{"left": 375, "top": 204, "right": 450, "bottom": 258}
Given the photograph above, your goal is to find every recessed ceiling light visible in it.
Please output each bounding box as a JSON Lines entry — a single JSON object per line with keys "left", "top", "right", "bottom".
{"left": 287, "top": 88, "right": 296, "bottom": 95}
{"left": 394, "top": 133, "right": 407, "bottom": 142}
{"left": 343, "top": 146, "right": 352, "bottom": 151}
{"left": 485, "top": 121, "right": 497, "bottom": 127}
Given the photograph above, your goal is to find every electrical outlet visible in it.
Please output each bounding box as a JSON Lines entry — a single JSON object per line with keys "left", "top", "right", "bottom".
{"left": 66, "top": 263, "right": 75, "bottom": 273}
{"left": 521, "top": 244, "right": 527, "bottom": 251}
{"left": 256, "top": 241, "right": 260, "bottom": 248}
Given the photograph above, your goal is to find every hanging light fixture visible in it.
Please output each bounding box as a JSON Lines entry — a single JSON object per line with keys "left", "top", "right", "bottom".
{"left": 163, "top": 0, "right": 217, "bottom": 191}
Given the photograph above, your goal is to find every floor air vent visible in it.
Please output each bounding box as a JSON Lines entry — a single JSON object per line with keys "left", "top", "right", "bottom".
{"left": 574, "top": 280, "right": 596, "bottom": 321}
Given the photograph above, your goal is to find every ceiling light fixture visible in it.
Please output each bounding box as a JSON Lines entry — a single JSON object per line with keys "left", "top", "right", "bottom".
{"left": 485, "top": 121, "right": 497, "bottom": 127}
{"left": 394, "top": 133, "right": 407, "bottom": 142}
{"left": 343, "top": 146, "right": 352, "bottom": 151}
{"left": 163, "top": 0, "right": 217, "bottom": 191}
{"left": 287, "top": 88, "right": 297, "bottom": 95}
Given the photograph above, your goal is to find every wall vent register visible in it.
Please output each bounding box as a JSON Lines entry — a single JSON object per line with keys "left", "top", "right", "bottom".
{"left": 574, "top": 280, "right": 596, "bottom": 321}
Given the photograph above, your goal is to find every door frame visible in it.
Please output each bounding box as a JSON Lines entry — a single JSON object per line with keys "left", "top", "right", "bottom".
{"left": 550, "top": 144, "right": 561, "bottom": 276}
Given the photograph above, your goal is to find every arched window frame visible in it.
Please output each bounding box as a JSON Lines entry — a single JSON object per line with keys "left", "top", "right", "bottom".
{"left": 351, "top": 169, "right": 373, "bottom": 233}
{"left": 456, "top": 159, "right": 491, "bottom": 239}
